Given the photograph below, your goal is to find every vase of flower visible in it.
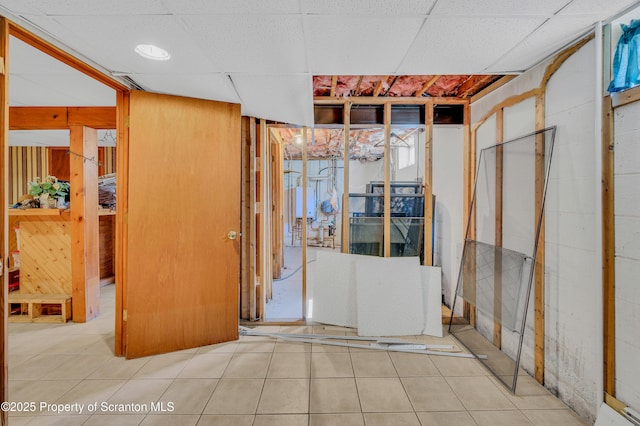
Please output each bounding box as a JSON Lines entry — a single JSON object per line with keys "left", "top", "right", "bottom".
{"left": 29, "top": 176, "right": 70, "bottom": 209}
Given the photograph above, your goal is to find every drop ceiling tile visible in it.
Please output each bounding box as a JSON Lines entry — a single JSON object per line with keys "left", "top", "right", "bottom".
{"left": 487, "top": 16, "right": 597, "bottom": 72}
{"left": 397, "top": 16, "right": 546, "bottom": 74}
{"left": 9, "top": 130, "right": 70, "bottom": 147}
{"left": 179, "top": 14, "right": 307, "bottom": 73}
{"left": 132, "top": 73, "right": 241, "bottom": 104}
{"left": 25, "top": 14, "right": 220, "bottom": 74}
{"left": 15, "top": 0, "right": 169, "bottom": 15}
{"left": 231, "top": 74, "right": 313, "bottom": 126}
{"left": 558, "top": 0, "right": 637, "bottom": 18}
{"left": 9, "top": 74, "right": 115, "bottom": 106}
{"left": 161, "top": 0, "right": 301, "bottom": 15}
{"left": 300, "top": 0, "right": 434, "bottom": 16}
{"left": 430, "top": 0, "right": 571, "bottom": 17}
{"left": 305, "top": 16, "right": 425, "bottom": 75}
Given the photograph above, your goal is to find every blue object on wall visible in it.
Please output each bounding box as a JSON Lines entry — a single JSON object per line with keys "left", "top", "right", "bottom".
{"left": 609, "top": 20, "right": 640, "bottom": 93}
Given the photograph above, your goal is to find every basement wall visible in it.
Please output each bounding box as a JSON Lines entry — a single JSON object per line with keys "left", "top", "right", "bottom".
{"left": 471, "top": 39, "right": 600, "bottom": 422}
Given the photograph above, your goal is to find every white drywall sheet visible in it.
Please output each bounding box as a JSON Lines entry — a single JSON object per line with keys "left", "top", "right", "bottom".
{"left": 313, "top": 251, "right": 358, "bottom": 327}
{"left": 594, "top": 403, "right": 634, "bottom": 426}
{"left": 356, "top": 256, "right": 424, "bottom": 336}
{"left": 421, "top": 266, "right": 443, "bottom": 337}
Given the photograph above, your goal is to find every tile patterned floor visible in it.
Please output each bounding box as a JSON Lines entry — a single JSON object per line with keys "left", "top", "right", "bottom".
{"left": 7, "top": 285, "right": 587, "bottom": 425}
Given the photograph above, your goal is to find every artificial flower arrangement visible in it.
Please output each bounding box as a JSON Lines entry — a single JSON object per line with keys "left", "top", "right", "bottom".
{"left": 28, "top": 176, "right": 70, "bottom": 207}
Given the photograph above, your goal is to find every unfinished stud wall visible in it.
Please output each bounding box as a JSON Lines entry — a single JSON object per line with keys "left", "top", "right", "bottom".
{"left": 544, "top": 40, "right": 599, "bottom": 422}
{"left": 432, "top": 125, "right": 464, "bottom": 313}
{"left": 613, "top": 100, "right": 640, "bottom": 411}
{"left": 472, "top": 40, "right": 600, "bottom": 422}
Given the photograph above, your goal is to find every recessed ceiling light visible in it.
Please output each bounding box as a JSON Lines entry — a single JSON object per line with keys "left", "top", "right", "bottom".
{"left": 135, "top": 44, "right": 170, "bottom": 61}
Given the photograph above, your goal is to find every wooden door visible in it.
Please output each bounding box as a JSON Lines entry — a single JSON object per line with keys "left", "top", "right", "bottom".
{"left": 124, "top": 91, "right": 241, "bottom": 358}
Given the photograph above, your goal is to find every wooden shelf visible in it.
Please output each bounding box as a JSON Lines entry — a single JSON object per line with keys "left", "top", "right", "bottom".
{"left": 8, "top": 208, "right": 68, "bottom": 216}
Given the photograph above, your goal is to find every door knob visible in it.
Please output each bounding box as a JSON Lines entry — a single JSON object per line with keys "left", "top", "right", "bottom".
{"left": 228, "top": 231, "right": 238, "bottom": 240}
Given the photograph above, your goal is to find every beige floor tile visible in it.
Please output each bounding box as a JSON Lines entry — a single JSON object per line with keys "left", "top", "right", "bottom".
{"left": 363, "top": 412, "right": 421, "bottom": 426}
{"left": 82, "top": 414, "right": 146, "bottom": 425}
{"left": 431, "top": 355, "right": 486, "bottom": 376}
{"left": 54, "top": 379, "right": 125, "bottom": 406}
{"left": 87, "top": 356, "right": 150, "bottom": 379}
{"left": 157, "top": 378, "right": 218, "bottom": 414}
{"left": 139, "top": 414, "right": 199, "bottom": 425}
{"left": 402, "top": 377, "right": 465, "bottom": 411}
{"left": 178, "top": 353, "right": 233, "bottom": 378}
{"left": 311, "top": 340, "right": 349, "bottom": 353}
{"left": 223, "top": 352, "right": 272, "bottom": 378}
{"left": 10, "top": 354, "right": 76, "bottom": 380}
{"left": 522, "top": 409, "right": 587, "bottom": 425}
{"left": 133, "top": 353, "right": 193, "bottom": 379}
{"left": 356, "top": 378, "right": 413, "bottom": 413}
{"left": 274, "top": 341, "right": 312, "bottom": 353}
{"left": 311, "top": 353, "right": 354, "bottom": 377}
{"left": 253, "top": 414, "right": 308, "bottom": 426}
{"left": 416, "top": 411, "right": 477, "bottom": 425}
{"left": 235, "top": 341, "right": 276, "bottom": 353}
{"left": 389, "top": 352, "right": 440, "bottom": 377}
{"left": 447, "top": 376, "right": 516, "bottom": 411}
{"left": 279, "top": 326, "right": 314, "bottom": 334}
{"left": 42, "top": 354, "right": 112, "bottom": 380}
{"left": 312, "top": 325, "right": 350, "bottom": 335}
{"left": 470, "top": 410, "right": 534, "bottom": 425}
{"left": 203, "top": 378, "right": 264, "bottom": 414}
{"left": 257, "top": 378, "right": 310, "bottom": 414}
{"left": 106, "top": 379, "right": 173, "bottom": 412}
{"left": 310, "top": 413, "right": 364, "bottom": 426}
{"left": 9, "top": 380, "right": 81, "bottom": 406}
{"left": 197, "top": 415, "right": 254, "bottom": 426}
{"left": 310, "top": 378, "right": 361, "bottom": 413}
{"left": 267, "top": 352, "right": 311, "bottom": 378}
{"left": 26, "top": 415, "right": 90, "bottom": 425}
{"left": 350, "top": 352, "right": 397, "bottom": 377}
{"left": 4, "top": 416, "right": 35, "bottom": 426}
{"left": 196, "top": 341, "right": 239, "bottom": 354}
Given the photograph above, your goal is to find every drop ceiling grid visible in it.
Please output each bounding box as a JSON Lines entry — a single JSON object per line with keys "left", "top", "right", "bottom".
{"left": 429, "top": 0, "right": 573, "bottom": 17}
{"left": 305, "top": 15, "right": 426, "bottom": 75}
{"left": 299, "top": 0, "right": 435, "bottom": 16}
{"left": 17, "top": 0, "right": 170, "bottom": 16}
{"left": 179, "top": 14, "right": 307, "bottom": 74}
{"left": 558, "top": 0, "right": 639, "bottom": 18}
{"left": 231, "top": 73, "right": 313, "bottom": 126}
{"left": 488, "top": 16, "right": 597, "bottom": 72}
{"left": 161, "top": 0, "right": 301, "bottom": 15}
{"left": 26, "top": 14, "right": 222, "bottom": 74}
{"left": 132, "top": 73, "right": 241, "bottom": 104}
{"left": 397, "top": 16, "right": 548, "bottom": 74}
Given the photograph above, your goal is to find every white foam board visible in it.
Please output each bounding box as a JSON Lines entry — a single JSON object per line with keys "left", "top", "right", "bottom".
{"left": 356, "top": 256, "right": 424, "bottom": 337}
{"left": 312, "top": 251, "right": 358, "bottom": 328}
{"left": 421, "top": 266, "right": 443, "bottom": 337}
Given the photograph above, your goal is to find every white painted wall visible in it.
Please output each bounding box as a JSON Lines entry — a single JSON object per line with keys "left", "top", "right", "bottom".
{"left": 472, "top": 39, "right": 601, "bottom": 422}
{"left": 432, "top": 125, "right": 464, "bottom": 314}
{"left": 613, "top": 100, "right": 640, "bottom": 411}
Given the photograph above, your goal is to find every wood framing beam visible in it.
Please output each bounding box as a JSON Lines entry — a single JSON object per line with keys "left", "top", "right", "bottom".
{"left": 354, "top": 76, "right": 364, "bottom": 96}
{"left": 250, "top": 118, "right": 258, "bottom": 320}
{"left": 383, "top": 103, "right": 391, "bottom": 257}
{"left": 534, "top": 91, "right": 546, "bottom": 384}
{"left": 342, "top": 105, "right": 351, "bottom": 253}
{"left": 416, "top": 75, "right": 441, "bottom": 97}
{"left": 464, "top": 102, "right": 476, "bottom": 325}
{"left": 494, "top": 109, "right": 504, "bottom": 349}
{"left": 70, "top": 126, "right": 100, "bottom": 322}
{"left": 423, "top": 101, "right": 434, "bottom": 266}
{"left": 302, "top": 126, "right": 308, "bottom": 318}
{"left": 330, "top": 75, "right": 338, "bottom": 98}
{"left": 314, "top": 96, "right": 469, "bottom": 105}
{"left": 470, "top": 75, "right": 518, "bottom": 103}
{"left": 373, "top": 77, "right": 388, "bottom": 97}
{"left": 9, "top": 106, "right": 116, "bottom": 130}
{"left": 611, "top": 84, "right": 640, "bottom": 108}
{"left": 0, "top": 17, "right": 9, "bottom": 426}
{"left": 602, "top": 95, "right": 615, "bottom": 395}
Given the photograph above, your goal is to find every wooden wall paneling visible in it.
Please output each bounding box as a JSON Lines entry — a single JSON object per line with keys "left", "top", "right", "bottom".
{"left": 98, "top": 147, "right": 105, "bottom": 177}
{"left": 602, "top": 95, "right": 615, "bottom": 395}
{"left": 423, "top": 101, "right": 434, "bottom": 266}
{"left": 70, "top": 126, "right": 100, "bottom": 322}
{"left": 114, "top": 90, "right": 129, "bottom": 356}
{"left": 48, "top": 147, "right": 70, "bottom": 181}
{"left": 494, "top": 109, "right": 504, "bottom": 348}
{"left": 8, "top": 146, "right": 47, "bottom": 205}
{"left": 99, "top": 214, "right": 115, "bottom": 279}
{"left": 302, "top": 126, "right": 308, "bottom": 318}
{"left": 534, "top": 91, "right": 546, "bottom": 384}
{"left": 342, "top": 104, "right": 351, "bottom": 253}
{"left": 1, "top": 19, "right": 9, "bottom": 425}
{"left": 383, "top": 103, "right": 391, "bottom": 257}
{"left": 8, "top": 216, "right": 18, "bottom": 267}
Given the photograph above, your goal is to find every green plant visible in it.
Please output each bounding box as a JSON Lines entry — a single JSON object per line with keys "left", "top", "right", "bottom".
{"left": 28, "top": 176, "right": 70, "bottom": 199}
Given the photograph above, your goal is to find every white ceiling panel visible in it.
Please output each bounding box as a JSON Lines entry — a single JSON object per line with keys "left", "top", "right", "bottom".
{"left": 161, "top": 0, "right": 301, "bottom": 15}
{"left": 180, "top": 14, "right": 307, "bottom": 74}
{"left": 9, "top": 129, "right": 116, "bottom": 147}
{"left": 559, "top": 0, "right": 639, "bottom": 18}
{"left": 301, "top": 0, "right": 435, "bottom": 16}
{"left": 431, "top": 0, "right": 571, "bottom": 16}
{"left": 305, "top": 16, "right": 425, "bottom": 74}
{"left": 231, "top": 74, "right": 313, "bottom": 126}
{"left": 26, "top": 14, "right": 220, "bottom": 74}
{"left": 10, "top": 36, "right": 79, "bottom": 75}
{"left": 10, "top": 74, "right": 115, "bottom": 106}
{"left": 398, "top": 16, "right": 546, "bottom": 74}
{"left": 488, "top": 16, "right": 597, "bottom": 72}
{"left": 132, "top": 73, "right": 241, "bottom": 104}
{"left": 0, "top": 0, "right": 41, "bottom": 15}
{"left": 15, "top": 0, "right": 169, "bottom": 16}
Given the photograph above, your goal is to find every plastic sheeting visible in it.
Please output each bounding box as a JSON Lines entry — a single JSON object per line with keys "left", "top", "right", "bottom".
{"left": 609, "top": 20, "right": 640, "bottom": 93}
